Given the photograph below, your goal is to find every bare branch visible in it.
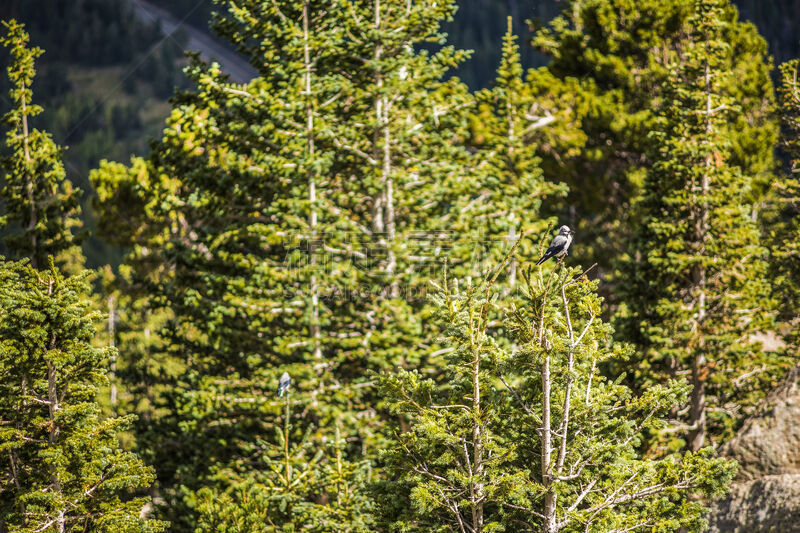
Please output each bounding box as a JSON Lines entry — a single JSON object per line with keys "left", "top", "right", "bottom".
{"left": 500, "top": 374, "right": 539, "bottom": 421}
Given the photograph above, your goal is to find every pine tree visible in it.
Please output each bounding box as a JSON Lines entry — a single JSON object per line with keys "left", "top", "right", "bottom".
{"left": 0, "top": 259, "right": 165, "bottom": 532}
{"left": 90, "top": 156, "right": 180, "bottom": 421}
{"left": 0, "top": 20, "right": 82, "bottom": 271}
{"left": 772, "top": 59, "right": 800, "bottom": 348}
{"left": 528, "top": 0, "right": 777, "bottom": 279}
{"left": 458, "top": 18, "right": 567, "bottom": 284}
{"left": 377, "top": 252, "right": 736, "bottom": 532}
{"left": 89, "top": 1, "right": 578, "bottom": 528}
{"left": 613, "top": 0, "right": 785, "bottom": 452}
{"left": 148, "top": 0, "right": 376, "bottom": 524}
{"left": 88, "top": 0, "right": 486, "bottom": 527}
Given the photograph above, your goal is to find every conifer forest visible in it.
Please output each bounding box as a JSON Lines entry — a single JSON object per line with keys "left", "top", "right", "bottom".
{"left": 2, "top": 0, "right": 800, "bottom": 531}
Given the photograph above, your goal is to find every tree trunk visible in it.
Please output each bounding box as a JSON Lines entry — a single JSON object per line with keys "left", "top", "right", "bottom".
{"left": 20, "top": 79, "right": 38, "bottom": 267}
{"left": 470, "top": 344, "right": 484, "bottom": 531}
{"left": 383, "top": 118, "right": 397, "bottom": 298}
{"left": 303, "top": 0, "right": 322, "bottom": 361}
{"left": 542, "top": 346, "right": 557, "bottom": 533}
{"left": 47, "top": 360, "right": 65, "bottom": 532}
{"left": 539, "top": 290, "right": 557, "bottom": 532}
{"left": 688, "top": 58, "right": 713, "bottom": 453}
{"left": 44, "top": 278, "right": 65, "bottom": 532}
{"left": 372, "top": 0, "right": 398, "bottom": 299}
{"left": 108, "top": 295, "right": 117, "bottom": 411}
{"left": 688, "top": 352, "right": 707, "bottom": 451}
{"left": 283, "top": 391, "right": 292, "bottom": 486}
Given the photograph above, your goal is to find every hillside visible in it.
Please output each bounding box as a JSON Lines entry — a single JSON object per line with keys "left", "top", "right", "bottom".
{"left": 0, "top": 0, "right": 188, "bottom": 266}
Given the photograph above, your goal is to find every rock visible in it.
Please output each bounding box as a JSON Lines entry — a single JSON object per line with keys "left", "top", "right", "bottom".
{"left": 705, "top": 365, "right": 800, "bottom": 531}
{"left": 722, "top": 364, "right": 800, "bottom": 481}
{"left": 706, "top": 474, "right": 800, "bottom": 533}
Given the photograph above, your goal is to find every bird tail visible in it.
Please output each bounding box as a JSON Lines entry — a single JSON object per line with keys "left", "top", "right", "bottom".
{"left": 536, "top": 255, "right": 548, "bottom": 266}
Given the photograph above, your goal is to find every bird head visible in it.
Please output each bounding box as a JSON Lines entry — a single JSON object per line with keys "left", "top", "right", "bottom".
{"left": 559, "top": 225, "right": 573, "bottom": 235}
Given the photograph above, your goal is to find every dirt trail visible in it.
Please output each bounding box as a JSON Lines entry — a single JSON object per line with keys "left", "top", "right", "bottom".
{"left": 128, "top": 0, "right": 257, "bottom": 83}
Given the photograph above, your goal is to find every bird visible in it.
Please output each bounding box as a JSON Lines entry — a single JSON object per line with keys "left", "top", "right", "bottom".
{"left": 277, "top": 371, "right": 291, "bottom": 397}
{"left": 536, "top": 225, "right": 574, "bottom": 265}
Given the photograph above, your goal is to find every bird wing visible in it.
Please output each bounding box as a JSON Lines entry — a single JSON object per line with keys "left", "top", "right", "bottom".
{"left": 547, "top": 234, "right": 568, "bottom": 253}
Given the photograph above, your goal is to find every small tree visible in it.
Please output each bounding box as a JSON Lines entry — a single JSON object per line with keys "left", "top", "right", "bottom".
{"left": 377, "top": 251, "right": 735, "bottom": 532}
{"left": 194, "top": 381, "right": 373, "bottom": 532}
{"left": 0, "top": 20, "right": 82, "bottom": 271}
{"left": 0, "top": 259, "right": 165, "bottom": 532}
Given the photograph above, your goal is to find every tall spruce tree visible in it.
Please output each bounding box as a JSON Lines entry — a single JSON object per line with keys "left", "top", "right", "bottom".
{"left": 125, "top": 4, "right": 357, "bottom": 523}
{"left": 0, "top": 259, "right": 165, "bottom": 532}
{"left": 0, "top": 20, "right": 82, "bottom": 271}
{"left": 90, "top": 157, "right": 182, "bottom": 458}
{"left": 613, "top": 0, "right": 784, "bottom": 452}
{"left": 772, "top": 59, "right": 800, "bottom": 348}
{"left": 322, "top": 0, "right": 472, "bottom": 376}
{"left": 376, "top": 253, "right": 736, "bottom": 532}
{"left": 90, "top": 0, "right": 477, "bottom": 527}
{"left": 528, "top": 0, "right": 777, "bottom": 280}
{"left": 459, "top": 19, "right": 567, "bottom": 284}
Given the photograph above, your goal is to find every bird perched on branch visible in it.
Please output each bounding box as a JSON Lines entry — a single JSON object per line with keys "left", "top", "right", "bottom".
{"left": 277, "top": 372, "right": 291, "bottom": 397}
{"left": 536, "top": 225, "right": 574, "bottom": 265}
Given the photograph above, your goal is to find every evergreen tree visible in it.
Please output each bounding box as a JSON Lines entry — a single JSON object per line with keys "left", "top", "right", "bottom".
{"left": 193, "top": 393, "right": 373, "bottom": 532}
{"left": 91, "top": 0, "right": 473, "bottom": 526}
{"left": 528, "top": 0, "right": 777, "bottom": 280}
{"left": 460, "top": 18, "right": 567, "bottom": 284}
{"left": 0, "top": 259, "right": 165, "bottom": 532}
{"left": 613, "top": 0, "right": 785, "bottom": 452}
{"left": 377, "top": 252, "right": 736, "bottom": 532}
{"left": 90, "top": 156, "right": 189, "bottom": 524}
{"left": 0, "top": 20, "right": 82, "bottom": 271}
{"left": 772, "top": 59, "right": 800, "bottom": 348}
{"left": 90, "top": 3, "right": 557, "bottom": 529}
{"left": 322, "top": 0, "right": 472, "bottom": 373}
{"left": 148, "top": 0, "right": 375, "bottom": 524}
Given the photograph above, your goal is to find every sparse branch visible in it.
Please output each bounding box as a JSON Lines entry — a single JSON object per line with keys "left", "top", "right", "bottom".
{"left": 500, "top": 374, "right": 539, "bottom": 421}
{"left": 572, "top": 315, "right": 596, "bottom": 349}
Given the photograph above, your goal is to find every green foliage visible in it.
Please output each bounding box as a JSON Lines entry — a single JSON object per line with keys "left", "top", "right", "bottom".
{"left": 613, "top": 0, "right": 787, "bottom": 451}
{"left": 377, "top": 254, "right": 736, "bottom": 532}
{"left": 462, "top": 19, "right": 567, "bottom": 280}
{"left": 0, "top": 20, "right": 82, "bottom": 271}
{"left": 4, "top": 2, "right": 790, "bottom": 531}
{"left": 528, "top": 0, "right": 777, "bottom": 279}
{"left": 0, "top": 0, "right": 795, "bottom": 273}
{"left": 772, "top": 59, "right": 800, "bottom": 343}
{"left": 194, "top": 400, "right": 373, "bottom": 532}
{"left": 92, "top": 0, "right": 481, "bottom": 527}
{"left": 0, "top": 259, "right": 165, "bottom": 532}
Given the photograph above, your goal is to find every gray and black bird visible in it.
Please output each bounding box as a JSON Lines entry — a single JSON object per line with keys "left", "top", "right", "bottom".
{"left": 277, "top": 371, "right": 291, "bottom": 397}
{"left": 536, "top": 225, "right": 574, "bottom": 265}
